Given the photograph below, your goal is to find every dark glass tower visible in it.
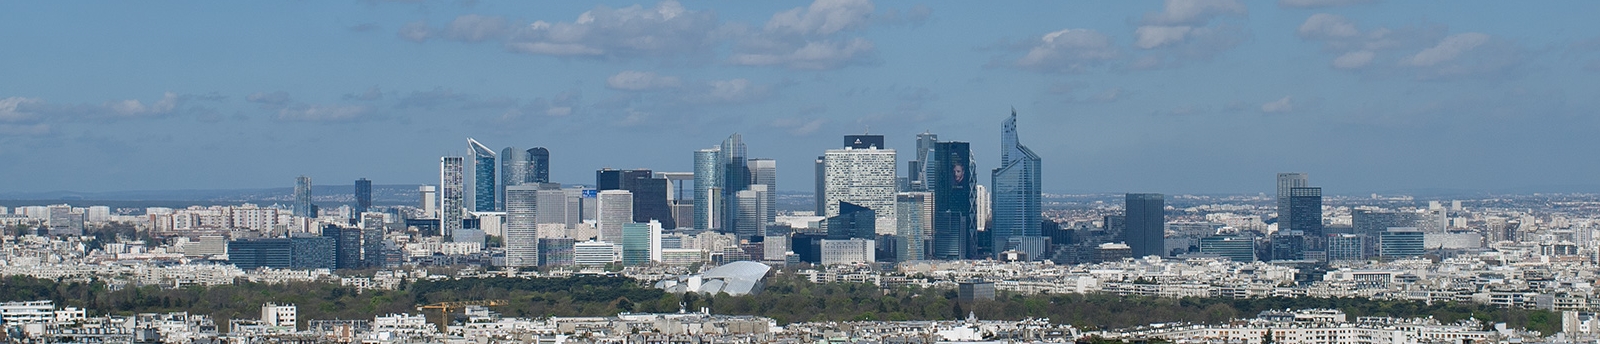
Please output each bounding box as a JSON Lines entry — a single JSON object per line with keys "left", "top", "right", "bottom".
{"left": 930, "top": 141, "right": 975, "bottom": 260}
{"left": 528, "top": 147, "right": 550, "bottom": 184}
{"left": 468, "top": 138, "right": 497, "bottom": 212}
{"left": 990, "top": 109, "right": 1042, "bottom": 259}
{"left": 719, "top": 134, "right": 749, "bottom": 234}
{"left": 827, "top": 201, "right": 876, "bottom": 240}
{"left": 598, "top": 168, "right": 675, "bottom": 229}
{"left": 293, "top": 176, "right": 313, "bottom": 217}
{"left": 500, "top": 147, "right": 529, "bottom": 211}
{"left": 1124, "top": 193, "right": 1165, "bottom": 258}
{"left": 1289, "top": 186, "right": 1324, "bottom": 255}
{"left": 354, "top": 178, "right": 372, "bottom": 215}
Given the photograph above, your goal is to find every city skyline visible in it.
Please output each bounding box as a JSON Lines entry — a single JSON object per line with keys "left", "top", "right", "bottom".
{"left": 4, "top": 1, "right": 1600, "bottom": 195}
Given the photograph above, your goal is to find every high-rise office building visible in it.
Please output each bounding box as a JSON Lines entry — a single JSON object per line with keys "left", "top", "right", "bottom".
{"left": 735, "top": 185, "right": 768, "bottom": 240}
{"left": 322, "top": 225, "right": 364, "bottom": 270}
{"left": 719, "top": 134, "right": 750, "bottom": 233}
{"left": 814, "top": 156, "right": 826, "bottom": 215}
{"left": 1125, "top": 193, "right": 1165, "bottom": 258}
{"left": 504, "top": 184, "right": 540, "bottom": 268}
{"left": 597, "top": 190, "right": 634, "bottom": 242}
{"left": 440, "top": 156, "right": 465, "bottom": 241}
{"left": 822, "top": 141, "right": 897, "bottom": 235}
{"left": 827, "top": 201, "right": 876, "bottom": 240}
{"left": 528, "top": 147, "right": 550, "bottom": 184}
{"left": 897, "top": 192, "right": 930, "bottom": 262}
{"left": 693, "top": 148, "right": 721, "bottom": 230}
{"left": 909, "top": 132, "right": 938, "bottom": 192}
{"left": 975, "top": 185, "right": 990, "bottom": 231}
{"left": 930, "top": 141, "right": 975, "bottom": 260}
{"left": 294, "top": 176, "right": 313, "bottom": 217}
{"left": 1288, "top": 187, "right": 1324, "bottom": 237}
{"left": 419, "top": 185, "right": 437, "bottom": 218}
{"left": 844, "top": 135, "right": 885, "bottom": 149}
{"left": 990, "top": 110, "right": 1043, "bottom": 259}
{"left": 468, "top": 138, "right": 496, "bottom": 212}
{"left": 500, "top": 146, "right": 529, "bottom": 211}
{"left": 748, "top": 158, "right": 777, "bottom": 224}
{"left": 354, "top": 178, "right": 372, "bottom": 216}
{"left": 535, "top": 188, "right": 569, "bottom": 227}
{"left": 597, "top": 168, "right": 675, "bottom": 229}
{"left": 1276, "top": 173, "right": 1309, "bottom": 222}
{"left": 1379, "top": 227, "right": 1424, "bottom": 259}
{"left": 621, "top": 221, "right": 662, "bottom": 266}
{"left": 229, "top": 238, "right": 294, "bottom": 270}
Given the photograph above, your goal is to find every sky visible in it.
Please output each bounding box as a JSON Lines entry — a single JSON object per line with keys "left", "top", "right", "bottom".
{"left": 2, "top": 0, "right": 1599, "bottom": 195}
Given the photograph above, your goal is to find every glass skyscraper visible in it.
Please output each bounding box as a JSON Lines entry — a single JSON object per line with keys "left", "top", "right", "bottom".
{"left": 1125, "top": 193, "right": 1165, "bottom": 258}
{"left": 1276, "top": 172, "right": 1308, "bottom": 222}
{"left": 930, "top": 141, "right": 974, "bottom": 260}
{"left": 353, "top": 178, "right": 371, "bottom": 215}
{"left": 719, "top": 134, "right": 749, "bottom": 234}
{"left": 500, "top": 146, "right": 529, "bottom": 211}
{"left": 693, "top": 148, "right": 721, "bottom": 230}
{"left": 468, "top": 138, "right": 496, "bottom": 212}
{"left": 990, "top": 109, "right": 1042, "bottom": 259}
{"left": 528, "top": 147, "right": 550, "bottom": 184}
{"left": 293, "top": 175, "right": 312, "bottom": 217}
{"left": 504, "top": 184, "right": 540, "bottom": 267}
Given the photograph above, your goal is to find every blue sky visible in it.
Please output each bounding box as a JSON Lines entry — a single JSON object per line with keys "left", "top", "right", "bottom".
{"left": 2, "top": 0, "right": 1598, "bottom": 195}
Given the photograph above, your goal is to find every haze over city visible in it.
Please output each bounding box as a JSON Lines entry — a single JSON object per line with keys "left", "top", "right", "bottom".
{"left": 3, "top": 1, "right": 1598, "bottom": 195}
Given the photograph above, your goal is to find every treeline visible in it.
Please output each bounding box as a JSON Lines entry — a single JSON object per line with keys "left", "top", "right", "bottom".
{"left": 0, "top": 274, "right": 1561, "bottom": 335}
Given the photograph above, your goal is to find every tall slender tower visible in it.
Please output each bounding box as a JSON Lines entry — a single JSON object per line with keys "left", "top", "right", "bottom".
{"left": 693, "top": 148, "right": 721, "bottom": 230}
{"left": 500, "top": 146, "right": 530, "bottom": 211}
{"left": 528, "top": 147, "right": 550, "bottom": 184}
{"left": 991, "top": 109, "right": 1043, "bottom": 259}
{"left": 504, "top": 184, "right": 540, "bottom": 267}
{"left": 354, "top": 178, "right": 372, "bottom": 215}
{"left": 440, "top": 156, "right": 465, "bottom": 240}
{"left": 748, "top": 158, "right": 778, "bottom": 224}
{"left": 468, "top": 139, "right": 496, "bottom": 212}
{"left": 1125, "top": 193, "right": 1165, "bottom": 257}
{"left": 293, "top": 176, "right": 313, "bottom": 217}
{"left": 910, "top": 132, "right": 938, "bottom": 192}
{"left": 719, "top": 134, "right": 749, "bottom": 234}
{"left": 1276, "top": 173, "right": 1309, "bottom": 222}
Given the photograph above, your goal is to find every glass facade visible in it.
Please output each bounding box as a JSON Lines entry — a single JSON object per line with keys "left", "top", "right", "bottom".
{"left": 440, "top": 156, "right": 464, "bottom": 240}
{"left": 353, "top": 178, "right": 371, "bottom": 215}
{"left": 528, "top": 147, "right": 550, "bottom": 184}
{"left": 990, "top": 110, "right": 1042, "bottom": 259}
{"left": 469, "top": 138, "right": 496, "bottom": 212}
{"left": 499, "top": 146, "right": 528, "bottom": 212}
{"left": 1199, "top": 236, "right": 1255, "bottom": 262}
{"left": 1125, "top": 193, "right": 1165, "bottom": 257}
{"left": 504, "top": 185, "right": 540, "bottom": 267}
{"left": 693, "top": 148, "right": 720, "bottom": 230}
{"left": 293, "top": 176, "right": 312, "bottom": 217}
{"left": 719, "top": 134, "right": 749, "bottom": 234}
{"left": 931, "top": 141, "right": 974, "bottom": 260}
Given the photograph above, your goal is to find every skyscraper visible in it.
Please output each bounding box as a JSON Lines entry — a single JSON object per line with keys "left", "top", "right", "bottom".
{"left": 930, "top": 141, "right": 975, "bottom": 260}
{"left": 991, "top": 110, "right": 1043, "bottom": 259}
{"left": 440, "top": 156, "right": 465, "bottom": 241}
{"left": 827, "top": 201, "right": 876, "bottom": 240}
{"left": 735, "top": 185, "right": 768, "bottom": 240}
{"left": 719, "top": 134, "right": 750, "bottom": 234}
{"left": 621, "top": 221, "right": 661, "bottom": 266}
{"left": 597, "top": 168, "right": 674, "bottom": 229}
{"left": 468, "top": 138, "right": 496, "bottom": 212}
{"left": 504, "top": 184, "right": 540, "bottom": 268}
{"left": 597, "top": 190, "right": 633, "bottom": 242}
{"left": 500, "top": 146, "right": 529, "bottom": 211}
{"left": 528, "top": 147, "right": 550, "bottom": 184}
{"left": 822, "top": 140, "right": 897, "bottom": 234}
{"left": 419, "top": 185, "right": 437, "bottom": 218}
{"left": 294, "top": 176, "right": 313, "bottom": 217}
{"left": 1124, "top": 193, "right": 1165, "bottom": 258}
{"left": 1288, "top": 187, "right": 1324, "bottom": 237}
{"left": 896, "top": 192, "right": 930, "bottom": 262}
{"left": 693, "top": 148, "right": 721, "bottom": 230}
{"left": 748, "top": 158, "right": 778, "bottom": 224}
{"left": 911, "top": 132, "right": 938, "bottom": 192}
{"left": 1276, "top": 173, "right": 1308, "bottom": 222}
{"left": 814, "top": 156, "right": 826, "bottom": 215}
{"left": 354, "top": 178, "right": 372, "bottom": 216}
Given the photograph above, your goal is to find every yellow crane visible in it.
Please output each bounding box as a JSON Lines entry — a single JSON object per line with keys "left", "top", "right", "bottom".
{"left": 417, "top": 299, "right": 508, "bottom": 331}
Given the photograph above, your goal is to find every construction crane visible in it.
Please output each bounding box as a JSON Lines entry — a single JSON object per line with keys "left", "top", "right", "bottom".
{"left": 417, "top": 299, "right": 508, "bottom": 331}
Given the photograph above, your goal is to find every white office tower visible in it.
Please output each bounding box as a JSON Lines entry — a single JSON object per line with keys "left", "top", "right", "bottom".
{"left": 763, "top": 234, "right": 789, "bottom": 262}
{"left": 821, "top": 238, "right": 875, "bottom": 265}
{"left": 823, "top": 147, "right": 898, "bottom": 235}
{"left": 419, "top": 185, "right": 438, "bottom": 218}
{"left": 975, "top": 184, "right": 990, "bottom": 231}
{"left": 748, "top": 158, "right": 778, "bottom": 224}
{"left": 261, "top": 303, "right": 297, "bottom": 328}
{"left": 441, "top": 156, "right": 465, "bottom": 240}
{"left": 574, "top": 241, "right": 618, "bottom": 266}
{"left": 735, "top": 185, "right": 769, "bottom": 239}
{"left": 597, "top": 190, "right": 634, "bottom": 242}
{"left": 897, "top": 192, "right": 930, "bottom": 262}
{"left": 504, "top": 185, "right": 540, "bottom": 268}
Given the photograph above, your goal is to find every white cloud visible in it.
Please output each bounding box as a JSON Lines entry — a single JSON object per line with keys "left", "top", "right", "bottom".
{"left": 728, "top": 38, "right": 875, "bottom": 70}
{"left": 606, "top": 71, "right": 683, "bottom": 91}
{"left": 763, "top": 0, "right": 874, "bottom": 36}
{"left": 505, "top": 1, "right": 719, "bottom": 60}
{"left": 247, "top": 91, "right": 293, "bottom": 108}
{"left": 1332, "top": 50, "right": 1375, "bottom": 69}
{"left": 398, "top": 20, "right": 431, "bottom": 42}
{"left": 1141, "top": 0, "right": 1247, "bottom": 26}
{"left": 276, "top": 105, "right": 370, "bottom": 122}
{"left": 1297, "top": 13, "right": 1359, "bottom": 39}
{"left": 1135, "top": 26, "right": 1193, "bottom": 49}
{"left": 107, "top": 92, "right": 179, "bottom": 117}
{"left": 1403, "top": 32, "right": 1489, "bottom": 67}
{"left": 1261, "top": 96, "right": 1294, "bottom": 113}
{"left": 1015, "top": 29, "right": 1119, "bottom": 72}
{"left": 445, "top": 14, "right": 508, "bottom": 42}
{"left": 0, "top": 97, "right": 42, "bottom": 123}
{"left": 1278, "top": 0, "right": 1378, "bottom": 8}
